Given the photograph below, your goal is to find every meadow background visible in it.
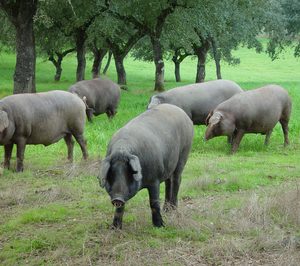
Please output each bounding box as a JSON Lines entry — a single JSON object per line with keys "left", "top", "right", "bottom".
{"left": 0, "top": 42, "right": 300, "bottom": 265}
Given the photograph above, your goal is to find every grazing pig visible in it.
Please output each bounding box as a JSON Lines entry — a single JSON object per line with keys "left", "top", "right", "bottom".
{"left": 68, "top": 78, "right": 121, "bottom": 122}
{"left": 205, "top": 85, "right": 292, "bottom": 153}
{"left": 148, "top": 79, "right": 243, "bottom": 125}
{"left": 99, "top": 104, "right": 194, "bottom": 229}
{"left": 0, "top": 90, "right": 88, "bottom": 172}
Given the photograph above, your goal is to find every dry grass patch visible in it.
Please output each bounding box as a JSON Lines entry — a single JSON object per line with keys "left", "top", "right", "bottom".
{"left": 32, "top": 157, "right": 101, "bottom": 180}
{"left": 34, "top": 186, "right": 75, "bottom": 204}
{"left": 0, "top": 185, "right": 28, "bottom": 208}
{"left": 189, "top": 182, "right": 300, "bottom": 265}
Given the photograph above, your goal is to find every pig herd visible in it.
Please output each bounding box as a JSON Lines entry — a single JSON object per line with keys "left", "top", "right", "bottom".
{"left": 0, "top": 78, "right": 292, "bottom": 229}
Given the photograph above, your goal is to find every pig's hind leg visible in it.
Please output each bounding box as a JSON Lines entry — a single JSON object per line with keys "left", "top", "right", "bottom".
{"left": 264, "top": 129, "right": 273, "bottom": 146}
{"left": 279, "top": 118, "right": 289, "bottom": 146}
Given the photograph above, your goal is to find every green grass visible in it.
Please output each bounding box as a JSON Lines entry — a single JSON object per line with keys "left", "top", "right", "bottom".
{"left": 0, "top": 42, "right": 300, "bottom": 265}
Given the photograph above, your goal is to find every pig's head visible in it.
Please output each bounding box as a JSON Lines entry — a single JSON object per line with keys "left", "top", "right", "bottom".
{"left": 0, "top": 110, "right": 9, "bottom": 134}
{"left": 99, "top": 152, "right": 142, "bottom": 208}
{"left": 205, "top": 111, "right": 236, "bottom": 141}
{"left": 147, "top": 95, "right": 163, "bottom": 109}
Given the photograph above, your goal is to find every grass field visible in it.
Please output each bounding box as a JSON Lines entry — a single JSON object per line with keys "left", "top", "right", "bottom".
{"left": 0, "top": 43, "right": 300, "bottom": 265}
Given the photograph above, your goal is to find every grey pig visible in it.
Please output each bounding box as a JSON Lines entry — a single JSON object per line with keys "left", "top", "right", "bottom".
{"left": 99, "top": 104, "right": 194, "bottom": 229}
{"left": 205, "top": 85, "right": 292, "bottom": 153}
{"left": 0, "top": 90, "right": 88, "bottom": 172}
{"left": 69, "top": 78, "right": 121, "bottom": 122}
{"left": 148, "top": 79, "right": 243, "bottom": 125}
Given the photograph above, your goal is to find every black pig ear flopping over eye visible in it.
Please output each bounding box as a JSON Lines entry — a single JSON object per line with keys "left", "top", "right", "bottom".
{"left": 129, "top": 155, "right": 142, "bottom": 182}
{"left": 99, "top": 157, "right": 110, "bottom": 188}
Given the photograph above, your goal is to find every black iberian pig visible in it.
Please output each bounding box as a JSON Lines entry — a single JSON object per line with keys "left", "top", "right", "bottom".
{"left": 99, "top": 104, "right": 194, "bottom": 229}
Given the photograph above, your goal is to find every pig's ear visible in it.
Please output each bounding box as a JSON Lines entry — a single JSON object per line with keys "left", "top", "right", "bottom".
{"left": 99, "top": 157, "right": 111, "bottom": 188}
{"left": 210, "top": 112, "right": 223, "bottom": 126}
{"left": 129, "top": 155, "right": 142, "bottom": 182}
{"left": 147, "top": 95, "right": 160, "bottom": 109}
{"left": 0, "top": 111, "right": 9, "bottom": 132}
{"left": 205, "top": 111, "right": 213, "bottom": 126}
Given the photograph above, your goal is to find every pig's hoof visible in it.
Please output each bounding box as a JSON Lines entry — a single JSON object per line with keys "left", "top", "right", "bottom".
{"left": 110, "top": 224, "right": 122, "bottom": 230}
{"left": 111, "top": 221, "right": 122, "bottom": 230}
{"left": 153, "top": 218, "right": 165, "bottom": 228}
{"left": 163, "top": 203, "right": 176, "bottom": 212}
{"left": 16, "top": 166, "right": 24, "bottom": 172}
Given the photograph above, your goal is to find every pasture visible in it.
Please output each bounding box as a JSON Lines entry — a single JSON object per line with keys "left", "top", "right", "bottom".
{"left": 0, "top": 44, "right": 300, "bottom": 265}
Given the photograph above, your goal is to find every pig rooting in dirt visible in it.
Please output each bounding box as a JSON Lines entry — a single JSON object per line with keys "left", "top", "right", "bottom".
{"left": 205, "top": 85, "right": 292, "bottom": 153}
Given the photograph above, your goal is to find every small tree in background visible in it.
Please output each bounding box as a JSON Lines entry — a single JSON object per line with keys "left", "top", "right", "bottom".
{"left": 35, "top": 7, "right": 75, "bottom": 81}
{"left": 37, "top": 0, "right": 106, "bottom": 82}
{"left": 86, "top": 12, "right": 145, "bottom": 85}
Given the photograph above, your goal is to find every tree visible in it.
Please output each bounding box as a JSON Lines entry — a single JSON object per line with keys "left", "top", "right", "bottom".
{"left": 85, "top": 12, "right": 145, "bottom": 85}
{"left": 102, "top": 51, "right": 112, "bottom": 75}
{"left": 171, "top": 48, "right": 191, "bottom": 82}
{"left": 283, "top": 0, "right": 300, "bottom": 56}
{"left": 0, "top": 10, "right": 15, "bottom": 52}
{"left": 35, "top": 6, "right": 75, "bottom": 81}
{"left": 103, "top": 0, "right": 192, "bottom": 91}
{"left": 164, "top": 0, "right": 284, "bottom": 84}
{"left": 86, "top": 25, "right": 110, "bottom": 78}
{"left": 267, "top": 0, "right": 300, "bottom": 59}
{"left": 193, "top": 33, "right": 210, "bottom": 83}
{"left": 38, "top": 0, "right": 105, "bottom": 82}
{"left": 162, "top": 10, "right": 195, "bottom": 82}
{"left": 48, "top": 48, "right": 75, "bottom": 81}
{"left": 90, "top": 44, "right": 108, "bottom": 78}
{"left": 0, "top": 0, "right": 38, "bottom": 94}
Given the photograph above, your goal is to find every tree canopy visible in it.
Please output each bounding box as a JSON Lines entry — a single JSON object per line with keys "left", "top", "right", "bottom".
{"left": 0, "top": 0, "right": 298, "bottom": 92}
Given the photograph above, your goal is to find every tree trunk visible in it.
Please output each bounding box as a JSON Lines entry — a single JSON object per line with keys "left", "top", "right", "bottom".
{"left": 91, "top": 48, "right": 107, "bottom": 78}
{"left": 172, "top": 49, "right": 190, "bottom": 82}
{"left": 211, "top": 39, "right": 222, "bottom": 79}
{"left": 174, "top": 61, "right": 181, "bottom": 82}
{"left": 215, "top": 58, "right": 222, "bottom": 80}
{"left": 194, "top": 41, "right": 210, "bottom": 83}
{"left": 14, "top": 22, "right": 36, "bottom": 93}
{"left": 195, "top": 56, "right": 206, "bottom": 83}
{"left": 1, "top": 1, "right": 38, "bottom": 94}
{"left": 151, "top": 37, "right": 165, "bottom": 91}
{"left": 48, "top": 54, "right": 63, "bottom": 81}
{"left": 54, "top": 64, "right": 62, "bottom": 81}
{"left": 48, "top": 48, "right": 75, "bottom": 81}
{"left": 103, "top": 51, "right": 112, "bottom": 74}
{"left": 114, "top": 54, "right": 126, "bottom": 85}
{"left": 75, "top": 29, "right": 87, "bottom": 81}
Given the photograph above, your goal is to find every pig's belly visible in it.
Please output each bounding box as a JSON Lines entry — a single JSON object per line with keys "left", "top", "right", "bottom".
{"left": 26, "top": 127, "right": 69, "bottom": 146}
{"left": 245, "top": 120, "right": 279, "bottom": 134}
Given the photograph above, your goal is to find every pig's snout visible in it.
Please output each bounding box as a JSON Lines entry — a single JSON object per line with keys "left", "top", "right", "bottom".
{"left": 112, "top": 197, "right": 125, "bottom": 208}
{"left": 204, "top": 132, "right": 211, "bottom": 141}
